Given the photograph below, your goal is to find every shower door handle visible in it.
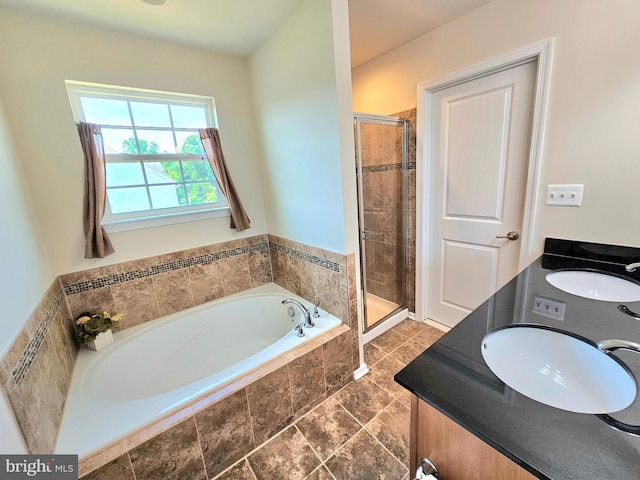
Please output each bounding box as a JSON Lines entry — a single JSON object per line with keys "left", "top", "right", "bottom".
{"left": 362, "top": 230, "right": 372, "bottom": 240}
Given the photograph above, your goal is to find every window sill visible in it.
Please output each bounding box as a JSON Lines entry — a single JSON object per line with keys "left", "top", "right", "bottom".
{"left": 102, "top": 207, "right": 231, "bottom": 233}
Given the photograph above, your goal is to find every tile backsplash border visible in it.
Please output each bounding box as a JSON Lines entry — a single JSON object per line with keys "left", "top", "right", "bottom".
{"left": 2, "top": 232, "right": 361, "bottom": 456}
{"left": 62, "top": 241, "right": 269, "bottom": 295}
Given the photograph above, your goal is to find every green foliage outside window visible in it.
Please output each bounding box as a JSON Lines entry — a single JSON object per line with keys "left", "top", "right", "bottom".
{"left": 122, "top": 137, "right": 160, "bottom": 154}
{"left": 121, "top": 134, "right": 218, "bottom": 206}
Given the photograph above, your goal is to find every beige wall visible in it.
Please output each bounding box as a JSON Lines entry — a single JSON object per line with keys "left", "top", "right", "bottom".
{"left": 249, "top": 0, "right": 348, "bottom": 254}
{"left": 330, "top": 0, "right": 360, "bottom": 255}
{"left": 352, "top": 0, "right": 640, "bottom": 253}
{"left": 0, "top": 8, "right": 268, "bottom": 275}
{"left": 0, "top": 99, "right": 48, "bottom": 452}
{"left": 0, "top": 100, "right": 54, "bottom": 355}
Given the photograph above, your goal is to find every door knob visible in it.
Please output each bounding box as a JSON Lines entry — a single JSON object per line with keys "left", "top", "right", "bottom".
{"left": 496, "top": 231, "right": 520, "bottom": 241}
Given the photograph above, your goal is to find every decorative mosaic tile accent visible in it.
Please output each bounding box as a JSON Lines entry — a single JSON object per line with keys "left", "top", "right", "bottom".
{"left": 11, "top": 287, "right": 65, "bottom": 385}
{"left": 64, "top": 242, "right": 269, "bottom": 295}
{"left": 269, "top": 243, "right": 340, "bottom": 272}
{"left": 361, "top": 162, "right": 416, "bottom": 173}
{"left": 12, "top": 237, "right": 334, "bottom": 390}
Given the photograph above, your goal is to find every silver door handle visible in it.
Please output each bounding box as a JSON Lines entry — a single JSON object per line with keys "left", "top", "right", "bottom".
{"left": 496, "top": 231, "right": 519, "bottom": 241}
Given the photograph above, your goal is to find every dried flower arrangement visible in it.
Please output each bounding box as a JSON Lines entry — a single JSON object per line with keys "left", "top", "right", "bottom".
{"left": 75, "top": 311, "right": 126, "bottom": 344}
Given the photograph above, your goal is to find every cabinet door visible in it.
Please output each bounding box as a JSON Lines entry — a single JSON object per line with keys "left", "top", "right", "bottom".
{"left": 411, "top": 395, "right": 537, "bottom": 479}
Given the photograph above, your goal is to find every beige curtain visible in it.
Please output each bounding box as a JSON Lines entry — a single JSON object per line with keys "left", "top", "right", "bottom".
{"left": 199, "top": 128, "right": 251, "bottom": 231}
{"left": 77, "top": 122, "right": 114, "bottom": 258}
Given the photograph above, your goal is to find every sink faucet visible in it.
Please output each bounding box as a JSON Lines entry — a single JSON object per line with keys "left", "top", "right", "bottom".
{"left": 625, "top": 262, "right": 640, "bottom": 272}
{"left": 281, "top": 298, "right": 314, "bottom": 328}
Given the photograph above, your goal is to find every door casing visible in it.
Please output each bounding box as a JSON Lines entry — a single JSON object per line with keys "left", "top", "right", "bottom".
{"left": 415, "top": 38, "right": 554, "bottom": 324}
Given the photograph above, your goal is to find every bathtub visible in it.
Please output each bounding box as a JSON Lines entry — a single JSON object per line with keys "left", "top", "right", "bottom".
{"left": 56, "top": 283, "right": 342, "bottom": 458}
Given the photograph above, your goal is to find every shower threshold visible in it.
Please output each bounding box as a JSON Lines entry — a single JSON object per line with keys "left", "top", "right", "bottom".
{"left": 365, "top": 293, "right": 400, "bottom": 328}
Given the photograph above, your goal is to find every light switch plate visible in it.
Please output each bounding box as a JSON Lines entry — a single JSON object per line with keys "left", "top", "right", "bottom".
{"left": 546, "top": 184, "right": 584, "bottom": 206}
{"left": 533, "top": 295, "right": 566, "bottom": 320}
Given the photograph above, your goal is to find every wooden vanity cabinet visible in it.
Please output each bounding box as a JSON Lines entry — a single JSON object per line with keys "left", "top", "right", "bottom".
{"left": 410, "top": 395, "right": 538, "bottom": 480}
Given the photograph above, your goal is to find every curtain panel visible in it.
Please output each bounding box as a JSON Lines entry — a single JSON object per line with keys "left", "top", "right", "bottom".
{"left": 76, "top": 122, "right": 114, "bottom": 258}
{"left": 199, "top": 128, "right": 251, "bottom": 231}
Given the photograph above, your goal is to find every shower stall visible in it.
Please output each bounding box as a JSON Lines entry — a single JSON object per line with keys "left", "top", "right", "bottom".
{"left": 354, "top": 113, "right": 410, "bottom": 339}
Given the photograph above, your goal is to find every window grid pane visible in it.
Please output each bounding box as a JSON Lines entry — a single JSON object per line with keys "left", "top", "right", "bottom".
{"left": 87, "top": 97, "right": 205, "bottom": 158}
{"left": 107, "top": 187, "right": 150, "bottom": 214}
{"left": 71, "top": 85, "right": 222, "bottom": 218}
{"left": 105, "top": 156, "right": 220, "bottom": 213}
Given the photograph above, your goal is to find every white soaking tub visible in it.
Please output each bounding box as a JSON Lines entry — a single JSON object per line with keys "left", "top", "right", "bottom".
{"left": 56, "top": 283, "right": 342, "bottom": 458}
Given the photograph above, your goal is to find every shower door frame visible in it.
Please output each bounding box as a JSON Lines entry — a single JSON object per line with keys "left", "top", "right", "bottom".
{"left": 354, "top": 113, "right": 410, "bottom": 340}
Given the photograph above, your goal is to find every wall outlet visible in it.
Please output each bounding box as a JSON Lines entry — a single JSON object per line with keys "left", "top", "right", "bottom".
{"left": 546, "top": 184, "right": 584, "bottom": 206}
{"left": 533, "top": 295, "right": 566, "bottom": 320}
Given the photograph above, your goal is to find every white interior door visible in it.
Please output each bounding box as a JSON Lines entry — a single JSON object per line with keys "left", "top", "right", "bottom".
{"left": 427, "top": 61, "right": 536, "bottom": 328}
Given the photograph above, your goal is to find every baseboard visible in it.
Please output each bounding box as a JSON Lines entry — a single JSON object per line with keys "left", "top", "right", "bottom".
{"left": 423, "top": 318, "right": 451, "bottom": 333}
{"left": 362, "top": 307, "right": 409, "bottom": 344}
{"left": 353, "top": 364, "right": 369, "bottom": 381}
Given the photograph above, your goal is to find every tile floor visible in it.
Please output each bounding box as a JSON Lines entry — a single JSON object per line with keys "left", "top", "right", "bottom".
{"left": 212, "top": 320, "right": 445, "bottom": 480}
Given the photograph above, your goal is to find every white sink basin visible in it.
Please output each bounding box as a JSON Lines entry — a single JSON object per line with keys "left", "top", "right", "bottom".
{"left": 546, "top": 270, "right": 640, "bottom": 302}
{"left": 481, "top": 325, "right": 637, "bottom": 413}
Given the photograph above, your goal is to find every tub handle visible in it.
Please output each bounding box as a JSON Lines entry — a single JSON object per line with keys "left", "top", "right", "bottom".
{"left": 313, "top": 301, "right": 321, "bottom": 318}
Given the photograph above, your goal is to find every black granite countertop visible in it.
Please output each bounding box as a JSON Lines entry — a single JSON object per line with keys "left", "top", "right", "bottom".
{"left": 395, "top": 239, "right": 640, "bottom": 479}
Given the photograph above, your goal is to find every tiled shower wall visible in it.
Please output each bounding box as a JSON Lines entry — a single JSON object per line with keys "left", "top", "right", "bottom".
{"left": 399, "top": 108, "right": 417, "bottom": 314}
{"left": 360, "top": 109, "right": 417, "bottom": 312}
{"left": 1, "top": 232, "right": 359, "bottom": 455}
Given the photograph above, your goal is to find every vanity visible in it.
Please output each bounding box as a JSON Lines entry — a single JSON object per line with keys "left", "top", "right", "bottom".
{"left": 396, "top": 239, "right": 640, "bottom": 479}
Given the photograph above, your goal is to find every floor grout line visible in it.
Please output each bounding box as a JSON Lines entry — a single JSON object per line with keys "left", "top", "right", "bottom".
{"left": 210, "top": 324, "right": 446, "bottom": 480}
{"left": 364, "top": 427, "right": 410, "bottom": 476}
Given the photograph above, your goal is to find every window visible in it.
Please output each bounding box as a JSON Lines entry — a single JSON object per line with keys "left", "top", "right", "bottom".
{"left": 66, "top": 81, "right": 229, "bottom": 232}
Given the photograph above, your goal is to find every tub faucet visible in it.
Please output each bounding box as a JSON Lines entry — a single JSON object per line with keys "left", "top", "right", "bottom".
{"left": 293, "top": 323, "right": 305, "bottom": 337}
{"left": 281, "top": 298, "right": 314, "bottom": 328}
{"left": 626, "top": 262, "right": 640, "bottom": 272}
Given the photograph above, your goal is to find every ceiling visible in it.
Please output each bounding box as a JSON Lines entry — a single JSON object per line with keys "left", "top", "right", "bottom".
{"left": 0, "top": 0, "right": 306, "bottom": 56}
{"left": 348, "top": 0, "right": 494, "bottom": 67}
{"left": 0, "top": 0, "right": 494, "bottom": 65}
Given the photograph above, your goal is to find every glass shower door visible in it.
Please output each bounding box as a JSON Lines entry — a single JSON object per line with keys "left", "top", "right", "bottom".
{"left": 354, "top": 114, "right": 408, "bottom": 332}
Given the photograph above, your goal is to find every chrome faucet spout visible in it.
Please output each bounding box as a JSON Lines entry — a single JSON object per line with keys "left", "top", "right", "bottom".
{"left": 281, "top": 298, "right": 314, "bottom": 328}
{"left": 626, "top": 262, "right": 640, "bottom": 272}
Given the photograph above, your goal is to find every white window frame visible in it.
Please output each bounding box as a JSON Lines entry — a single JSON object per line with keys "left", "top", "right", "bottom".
{"left": 66, "top": 80, "right": 230, "bottom": 233}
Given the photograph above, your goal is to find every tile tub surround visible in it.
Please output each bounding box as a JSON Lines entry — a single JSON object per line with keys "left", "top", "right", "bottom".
{"left": 268, "top": 234, "right": 361, "bottom": 371}
{"left": 1, "top": 232, "right": 361, "bottom": 457}
{"left": 0, "top": 277, "right": 77, "bottom": 454}
{"left": 268, "top": 234, "right": 347, "bottom": 322}
{"left": 60, "top": 233, "right": 354, "bottom": 334}
{"left": 60, "top": 234, "right": 273, "bottom": 332}
{"left": 79, "top": 320, "right": 444, "bottom": 480}
{"left": 78, "top": 326, "right": 354, "bottom": 478}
